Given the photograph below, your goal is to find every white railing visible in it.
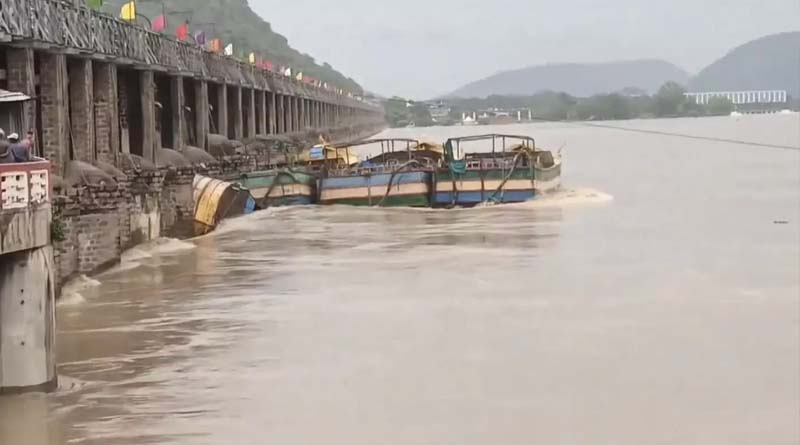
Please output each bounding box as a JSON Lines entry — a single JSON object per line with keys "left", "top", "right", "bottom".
{"left": 0, "top": 161, "right": 51, "bottom": 210}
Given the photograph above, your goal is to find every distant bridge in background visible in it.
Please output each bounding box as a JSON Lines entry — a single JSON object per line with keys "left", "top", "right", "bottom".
{"left": 684, "top": 90, "right": 789, "bottom": 106}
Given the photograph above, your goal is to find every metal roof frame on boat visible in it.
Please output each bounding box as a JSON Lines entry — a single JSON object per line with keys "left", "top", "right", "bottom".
{"left": 444, "top": 133, "right": 536, "bottom": 147}
{"left": 443, "top": 134, "right": 537, "bottom": 163}
{"left": 331, "top": 138, "right": 422, "bottom": 150}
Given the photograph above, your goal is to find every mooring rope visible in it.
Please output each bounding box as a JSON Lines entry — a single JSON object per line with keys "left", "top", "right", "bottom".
{"left": 484, "top": 150, "right": 531, "bottom": 204}
{"left": 260, "top": 170, "right": 301, "bottom": 209}
{"left": 527, "top": 117, "right": 800, "bottom": 151}
{"left": 376, "top": 160, "right": 422, "bottom": 207}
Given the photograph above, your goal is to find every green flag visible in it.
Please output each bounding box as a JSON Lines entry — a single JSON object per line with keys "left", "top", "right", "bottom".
{"left": 87, "top": 0, "right": 103, "bottom": 10}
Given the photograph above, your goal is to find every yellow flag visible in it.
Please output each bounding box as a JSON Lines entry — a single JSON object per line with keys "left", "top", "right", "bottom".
{"left": 248, "top": 53, "right": 256, "bottom": 64}
{"left": 120, "top": 1, "right": 136, "bottom": 20}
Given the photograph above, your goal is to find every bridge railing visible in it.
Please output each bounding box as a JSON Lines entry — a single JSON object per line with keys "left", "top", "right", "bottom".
{"left": 0, "top": 160, "right": 51, "bottom": 211}
{"left": 0, "top": 0, "right": 377, "bottom": 111}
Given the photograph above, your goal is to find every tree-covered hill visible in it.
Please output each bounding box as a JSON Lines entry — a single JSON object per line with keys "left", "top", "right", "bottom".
{"left": 689, "top": 32, "right": 800, "bottom": 96}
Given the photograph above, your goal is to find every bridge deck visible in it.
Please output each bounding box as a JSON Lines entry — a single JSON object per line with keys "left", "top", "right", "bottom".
{"left": 0, "top": 0, "right": 374, "bottom": 110}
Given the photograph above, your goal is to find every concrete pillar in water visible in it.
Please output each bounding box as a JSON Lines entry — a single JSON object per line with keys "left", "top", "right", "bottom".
{"left": 170, "top": 75, "right": 185, "bottom": 150}
{"left": 5, "top": 48, "right": 36, "bottom": 143}
{"left": 68, "top": 58, "right": 95, "bottom": 162}
{"left": 38, "top": 53, "right": 69, "bottom": 176}
{"left": 0, "top": 246, "right": 57, "bottom": 394}
{"left": 289, "top": 96, "right": 297, "bottom": 132}
{"left": 299, "top": 97, "right": 306, "bottom": 130}
{"left": 93, "top": 62, "right": 120, "bottom": 166}
{"left": 140, "top": 70, "right": 157, "bottom": 163}
{"left": 294, "top": 97, "right": 301, "bottom": 131}
{"left": 284, "top": 95, "right": 293, "bottom": 133}
{"left": 216, "top": 83, "right": 228, "bottom": 138}
{"left": 276, "top": 94, "right": 285, "bottom": 133}
{"left": 268, "top": 92, "right": 277, "bottom": 134}
{"left": 246, "top": 88, "right": 256, "bottom": 139}
{"left": 258, "top": 90, "right": 267, "bottom": 135}
{"left": 232, "top": 85, "right": 243, "bottom": 141}
{"left": 194, "top": 80, "right": 209, "bottom": 150}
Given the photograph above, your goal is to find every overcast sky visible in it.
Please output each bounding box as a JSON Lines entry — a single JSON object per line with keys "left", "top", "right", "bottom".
{"left": 250, "top": 0, "right": 799, "bottom": 99}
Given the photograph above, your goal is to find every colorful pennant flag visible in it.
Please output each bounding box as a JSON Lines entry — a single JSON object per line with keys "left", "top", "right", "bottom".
{"left": 176, "top": 22, "right": 189, "bottom": 41}
{"left": 295, "top": 72, "right": 303, "bottom": 81}
{"left": 87, "top": 0, "right": 103, "bottom": 11}
{"left": 119, "top": 1, "right": 136, "bottom": 20}
{"left": 151, "top": 14, "right": 166, "bottom": 32}
{"left": 208, "top": 39, "right": 222, "bottom": 53}
{"left": 224, "top": 43, "right": 234, "bottom": 56}
{"left": 194, "top": 31, "right": 206, "bottom": 46}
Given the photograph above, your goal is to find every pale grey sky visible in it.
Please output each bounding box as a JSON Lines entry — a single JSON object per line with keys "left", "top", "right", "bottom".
{"left": 250, "top": 0, "right": 799, "bottom": 99}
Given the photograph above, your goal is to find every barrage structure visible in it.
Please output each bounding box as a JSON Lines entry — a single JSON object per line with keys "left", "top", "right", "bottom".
{"left": 0, "top": 0, "right": 383, "bottom": 174}
{"left": 0, "top": 0, "right": 384, "bottom": 394}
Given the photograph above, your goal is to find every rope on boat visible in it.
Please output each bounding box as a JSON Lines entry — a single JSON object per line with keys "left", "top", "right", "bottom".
{"left": 448, "top": 160, "right": 467, "bottom": 207}
{"left": 484, "top": 151, "right": 533, "bottom": 205}
{"left": 260, "top": 170, "right": 301, "bottom": 209}
{"left": 376, "top": 160, "right": 422, "bottom": 207}
{"left": 526, "top": 117, "right": 800, "bottom": 151}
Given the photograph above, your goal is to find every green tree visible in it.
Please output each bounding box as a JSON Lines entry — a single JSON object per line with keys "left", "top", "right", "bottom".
{"left": 409, "top": 103, "right": 434, "bottom": 126}
{"left": 653, "top": 82, "right": 688, "bottom": 117}
{"left": 706, "top": 97, "right": 735, "bottom": 116}
{"left": 576, "top": 94, "right": 633, "bottom": 120}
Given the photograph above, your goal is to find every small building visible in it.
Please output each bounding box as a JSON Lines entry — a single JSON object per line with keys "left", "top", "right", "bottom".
{"left": 0, "top": 89, "right": 30, "bottom": 136}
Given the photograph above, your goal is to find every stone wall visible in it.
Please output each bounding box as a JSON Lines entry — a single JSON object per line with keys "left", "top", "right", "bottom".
{"left": 51, "top": 123, "right": 383, "bottom": 293}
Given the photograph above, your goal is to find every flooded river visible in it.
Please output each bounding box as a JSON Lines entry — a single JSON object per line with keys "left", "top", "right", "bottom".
{"left": 2, "top": 115, "right": 799, "bottom": 444}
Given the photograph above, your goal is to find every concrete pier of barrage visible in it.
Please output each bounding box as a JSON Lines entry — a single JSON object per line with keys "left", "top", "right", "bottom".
{"left": 0, "top": 0, "right": 385, "bottom": 392}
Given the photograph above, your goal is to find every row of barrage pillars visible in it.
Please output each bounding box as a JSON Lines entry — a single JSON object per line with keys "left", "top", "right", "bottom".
{"left": 0, "top": 44, "right": 384, "bottom": 184}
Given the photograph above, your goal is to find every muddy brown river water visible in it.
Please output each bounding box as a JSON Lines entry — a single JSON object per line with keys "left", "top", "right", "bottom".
{"left": 1, "top": 114, "right": 798, "bottom": 444}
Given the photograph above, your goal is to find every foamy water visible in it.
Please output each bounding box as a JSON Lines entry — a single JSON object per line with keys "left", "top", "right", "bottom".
{"left": 58, "top": 275, "right": 100, "bottom": 306}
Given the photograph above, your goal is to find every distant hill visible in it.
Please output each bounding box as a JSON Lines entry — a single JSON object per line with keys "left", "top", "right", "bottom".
{"left": 445, "top": 60, "right": 690, "bottom": 99}
{"left": 689, "top": 32, "right": 800, "bottom": 96}
{"left": 99, "top": 0, "right": 362, "bottom": 93}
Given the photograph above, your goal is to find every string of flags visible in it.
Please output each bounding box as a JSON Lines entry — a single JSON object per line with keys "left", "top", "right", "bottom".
{"left": 85, "top": 0, "right": 354, "bottom": 96}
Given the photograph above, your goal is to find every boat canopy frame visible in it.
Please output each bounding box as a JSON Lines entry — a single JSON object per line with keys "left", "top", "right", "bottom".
{"left": 331, "top": 138, "right": 423, "bottom": 160}
{"left": 444, "top": 134, "right": 537, "bottom": 163}
{"left": 323, "top": 138, "right": 442, "bottom": 177}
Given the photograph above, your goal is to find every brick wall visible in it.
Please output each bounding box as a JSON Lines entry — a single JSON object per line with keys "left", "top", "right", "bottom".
{"left": 38, "top": 53, "right": 69, "bottom": 176}
{"left": 159, "top": 168, "right": 195, "bottom": 238}
{"left": 93, "top": 62, "right": 119, "bottom": 166}
{"left": 68, "top": 58, "right": 95, "bottom": 163}
{"left": 5, "top": 48, "right": 36, "bottom": 138}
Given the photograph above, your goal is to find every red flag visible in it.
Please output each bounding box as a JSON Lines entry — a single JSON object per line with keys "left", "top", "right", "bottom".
{"left": 176, "top": 22, "right": 189, "bottom": 41}
{"left": 152, "top": 14, "right": 166, "bottom": 32}
{"left": 264, "top": 60, "right": 274, "bottom": 71}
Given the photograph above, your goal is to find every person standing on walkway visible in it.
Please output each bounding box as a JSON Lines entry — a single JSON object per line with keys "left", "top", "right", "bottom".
{"left": 8, "top": 132, "right": 30, "bottom": 163}
{"left": 0, "top": 129, "right": 13, "bottom": 164}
